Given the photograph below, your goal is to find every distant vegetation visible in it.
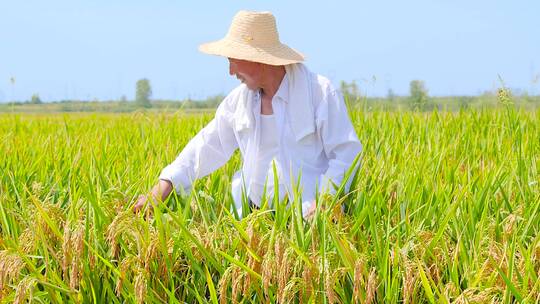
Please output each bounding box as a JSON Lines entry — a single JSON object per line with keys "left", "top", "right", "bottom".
{"left": 340, "top": 80, "right": 540, "bottom": 111}
{"left": 1, "top": 79, "right": 539, "bottom": 113}
{"left": 0, "top": 78, "right": 224, "bottom": 113}
{"left": 135, "top": 78, "right": 152, "bottom": 108}
{"left": 0, "top": 97, "right": 225, "bottom": 113}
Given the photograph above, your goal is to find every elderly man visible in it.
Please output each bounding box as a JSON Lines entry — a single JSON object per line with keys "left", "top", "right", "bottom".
{"left": 134, "top": 10, "right": 362, "bottom": 218}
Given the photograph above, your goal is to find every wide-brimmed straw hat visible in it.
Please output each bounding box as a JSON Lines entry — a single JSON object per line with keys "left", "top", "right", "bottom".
{"left": 199, "top": 10, "right": 305, "bottom": 66}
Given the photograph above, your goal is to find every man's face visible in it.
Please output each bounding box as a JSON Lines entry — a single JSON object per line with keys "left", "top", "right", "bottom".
{"left": 228, "top": 58, "right": 262, "bottom": 90}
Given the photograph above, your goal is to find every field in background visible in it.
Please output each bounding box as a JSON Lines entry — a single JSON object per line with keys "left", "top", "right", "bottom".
{"left": 0, "top": 104, "right": 539, "bottom": 302}
{"left": 1, "top": 93, "right": 539, "bottom": 113}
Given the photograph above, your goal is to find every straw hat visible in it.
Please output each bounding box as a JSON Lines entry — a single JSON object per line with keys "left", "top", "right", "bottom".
{"left": 199, "top": 10, "right": 305, "bottom": 66}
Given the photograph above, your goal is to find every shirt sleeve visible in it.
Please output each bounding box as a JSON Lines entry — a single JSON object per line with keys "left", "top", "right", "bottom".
{"left": 316, "top": 88, "right": 362, "bottom": 195}
{"left": 159, "top": 100, "right": 238, "bottom": 194}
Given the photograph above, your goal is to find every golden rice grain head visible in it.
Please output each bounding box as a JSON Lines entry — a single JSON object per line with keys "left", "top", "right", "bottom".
{"left": 242, "top": 268, "right": 251, "bottom": 296}
{"left": 72, "top": 225, "right": 84, "bottom": 258}
{"left": 144, "top": 231, "right": 160, "bottom": 271}
{"left": 188, "top": 226, "right": 206, "bottom": 260}
{"left": 282, "top": 278, "right": 305, "bottom": 304}
{"left": 88, "top": 228, "right": 96, "bottom": 270}
{"left": 0, "top": 250, "right": 25, "bottom": 292}
{"left": 134, "top": 269, "right": 147, "bottom": 304}
{"left": 35, "top": 202, "right": 65, "bottom": 244}
{"left": 352, "top": 257, "right": 366, "bottom": 303}
{"left": 261, "top": 250, "right": 275, "bottom": 297}
{"left": 275, "top": 234, "right": 286, "bottom": 266}
{"left": 230, "top": 265, "right": 243, "bottom": 304}
{"left": 66, "top": 224, "right": 85, "bottom": 290}
{"left": 443, "top": 282, "right": 458, "bottom": 301}
{"left": 13, "top": 276, "right": 36, "bottom": 304}
{"left": 62, "top": 222, "right": 72, "bottom": 281}
{"left": 218, "top": 265, "right": 233, "bottom": 304}
{"left": 483, "top": 241, "right": 509, "bottom": 289}
{"left": 167, "top": 238, "right": 175, "bottom": 256}
{"left": 17, "top": 228, "right": 36, "bottom": 254}
{"left": 106, "top": 211, "right": 140, "bottom": 257}
{"left": 533, "top": 242, "right": 540, "bottom": 266}
{"left": 325, "top": 267, "right": 344, "bottom": 304}
{"left": 427, "top": 263, "right": 441, "bottom": 285}
{"left": 115, "top": 277, "right": 123, "bottom": 297}
{"left": 246, "top": 221, "right": 255, "bottom": 243}
{"left": 365, "top": 267, "right": 378, "bottom": 304}
{"left": 116, "top": 256, "right": 137, "bottom": 296}
{"left": 242, "top": 242, "right": 259, "bottom": 295}
{"left": 30, "top": 181, "right": 43, "bottom": 195}
{"left": 453, "top": 287, "right": 501, "bottom": 304}
{"left": 69, "top": 262, "right": 81, "bottom": 290}
{"left": 278, "top": 248, "right": 295, "bottom": 300}
{"left": 302, "top": 265, "right": 314, "bottom": 300}
{"left": 312, "top": 254, "right": 322, "bottom": 287}
{"left": 503, "top": 213, "right": 521, "bottom": 237}
{"left": 247, "top": 221, "right": 261, "bottom": 253}
{"left": 402, "top": 261, "right": 416, "bottom": 304}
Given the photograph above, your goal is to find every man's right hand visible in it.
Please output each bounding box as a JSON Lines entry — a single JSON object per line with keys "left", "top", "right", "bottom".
{"left": 133, "top": 179, "right": 174, "bottom": 214}
{"left": 133, "top": 194, "right": 152, "bottom": 213}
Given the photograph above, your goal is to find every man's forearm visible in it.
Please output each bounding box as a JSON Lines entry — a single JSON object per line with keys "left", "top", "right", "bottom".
{"left": 151, "top": 179, "right": 173, "bottom": 202}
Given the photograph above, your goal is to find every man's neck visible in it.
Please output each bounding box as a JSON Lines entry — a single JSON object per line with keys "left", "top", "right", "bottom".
{"left": 260, "top": 65, "right": 286, "bottom": 99}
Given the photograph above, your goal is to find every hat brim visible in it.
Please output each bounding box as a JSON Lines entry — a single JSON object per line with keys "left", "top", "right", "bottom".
{"left": 199, "top": 38, "right": 305, "bottom": 66}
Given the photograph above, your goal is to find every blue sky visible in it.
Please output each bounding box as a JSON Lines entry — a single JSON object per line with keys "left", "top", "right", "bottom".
{"left": 1, "top": 0, "right": 539, "bottom": 102}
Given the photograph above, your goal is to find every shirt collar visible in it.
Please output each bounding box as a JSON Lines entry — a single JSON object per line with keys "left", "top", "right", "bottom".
{"left": 254, "top": 73, "right": 289, "bottom": 104}
{"left": 273, "top": 73, "right": 289, "bottom": 103}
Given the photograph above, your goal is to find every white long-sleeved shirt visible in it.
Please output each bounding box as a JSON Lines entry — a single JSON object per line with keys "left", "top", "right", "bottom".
{"left": 248, "top": 114, "right": 286, "bottom": 206}
{"left": 159, "top": 64, "right": 362, "bottom": 217}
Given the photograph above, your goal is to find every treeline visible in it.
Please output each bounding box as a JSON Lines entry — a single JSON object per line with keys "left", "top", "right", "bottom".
{"left": 2, "top": 78, "right": 539, "bottom": 112}
{"left": 3, "top": 78, "right": 224, "bottom": 111}
{"left": 340, "top": 80, "right": 540, "bottom": 111}
{"left": 0, "top": 96, "right": 225, "bottom": 113}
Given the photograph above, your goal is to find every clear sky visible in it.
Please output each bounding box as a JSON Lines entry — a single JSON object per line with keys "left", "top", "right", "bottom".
{"left": 1, "top": 0, "right": 539, "bottom": 102}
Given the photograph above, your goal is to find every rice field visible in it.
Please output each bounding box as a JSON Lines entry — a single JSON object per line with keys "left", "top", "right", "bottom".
{"left": 0, "top": 99, "right": 539, "bottom": 303}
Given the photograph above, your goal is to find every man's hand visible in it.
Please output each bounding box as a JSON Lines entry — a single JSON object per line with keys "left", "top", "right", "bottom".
{"left": 133, "top": 179, "right": 173, "bottom": 214}
{"left": 304, "top": 200, "right": 317, "bottom": 219}
{"left": 133, "top": 194, "right": 153, "bottom": 213}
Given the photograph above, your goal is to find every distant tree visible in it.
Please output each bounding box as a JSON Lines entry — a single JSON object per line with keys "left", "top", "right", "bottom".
{"left": 10, "top": 77, "right": 16, "bottom": 103}
{"left": 30, "top": 93, "right": 42, "bottom": 104}
{"left": 409, "top": 80, "right": 429, "bottom": 110}
{"left": 120, "top": 95, "right": 128, "bottom": 103}
{"left": 387, "top": 88, "right": 395, "bottom": 102}
{"left": 135, "top": 78, "right": 152, "bottom": 107}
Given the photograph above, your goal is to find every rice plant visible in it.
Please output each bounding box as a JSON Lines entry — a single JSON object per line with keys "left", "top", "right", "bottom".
{"left": 0, "top": 102, "right": 539, "bottom": 303}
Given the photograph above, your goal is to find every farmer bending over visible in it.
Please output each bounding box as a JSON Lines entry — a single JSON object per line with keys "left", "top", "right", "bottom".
{"left": 134, "top": 10, "right": 362, "bottom": 218}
